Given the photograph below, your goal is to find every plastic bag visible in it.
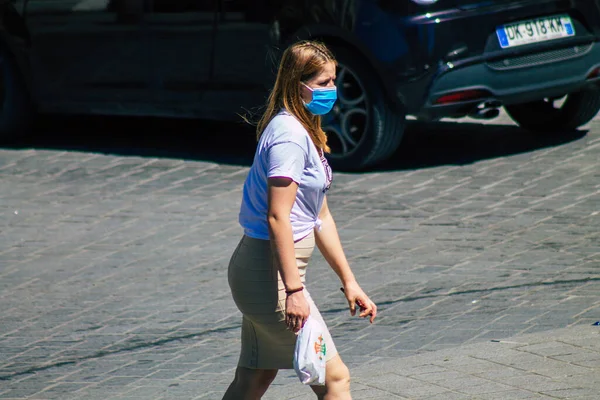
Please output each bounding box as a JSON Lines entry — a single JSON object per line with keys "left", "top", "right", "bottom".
{"left": 293, "top": 315, "right": 327, "bottom": 386}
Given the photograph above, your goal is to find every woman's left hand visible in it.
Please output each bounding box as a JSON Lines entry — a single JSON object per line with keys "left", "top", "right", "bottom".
{"left": 342, "top": 282, "right": 377, "bottom": 323}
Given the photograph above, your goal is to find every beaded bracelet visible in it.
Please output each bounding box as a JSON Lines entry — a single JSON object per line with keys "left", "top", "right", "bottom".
{"left": 285, "top": 286, "right": 304, "bottom": 295}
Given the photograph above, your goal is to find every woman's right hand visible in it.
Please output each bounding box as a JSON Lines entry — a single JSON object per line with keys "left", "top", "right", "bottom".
{"left": 285, "top": 291, "right": 310, "bottom": 333}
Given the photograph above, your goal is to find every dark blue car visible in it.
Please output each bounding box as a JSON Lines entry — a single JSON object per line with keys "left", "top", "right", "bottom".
{"left": 2, "top": 0, "right": 600, "bottom": 169}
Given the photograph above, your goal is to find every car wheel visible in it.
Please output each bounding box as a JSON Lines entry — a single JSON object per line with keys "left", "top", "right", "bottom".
{"left": 322, "top": 45, "right": 405, "bottom": 171}
{"left": 0, "top": 46, "right": 34, "bottom": 141}
{"left": 505, "top": 88, "right": 600, "bottom": 132}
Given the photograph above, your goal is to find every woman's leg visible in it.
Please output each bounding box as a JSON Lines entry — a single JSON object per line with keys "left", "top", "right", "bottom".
{"left": 310, "top": 355, "right": 351, "bottom": 400}
{"left": 222, "top": 367, "right": 278, "bottom": 400}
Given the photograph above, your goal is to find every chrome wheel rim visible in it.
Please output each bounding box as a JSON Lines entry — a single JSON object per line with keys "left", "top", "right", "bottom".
{"left": 322, "top": 63, "right": 369, "bottom": 159}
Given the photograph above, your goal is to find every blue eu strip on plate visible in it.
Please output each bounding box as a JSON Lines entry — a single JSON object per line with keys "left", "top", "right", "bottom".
{"left": 496, "top": 28, "right": 509, "bottom": 48}
{"left": 565, "top": 23, "right": 574, "bottom": 35}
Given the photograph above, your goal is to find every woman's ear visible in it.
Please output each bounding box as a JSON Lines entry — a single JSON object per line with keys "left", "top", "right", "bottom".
{"left": 300, "top": 83, "right": 313, "bottom": 103}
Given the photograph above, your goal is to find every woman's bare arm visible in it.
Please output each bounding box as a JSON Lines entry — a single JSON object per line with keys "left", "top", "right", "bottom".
{"left": 315, "top": 196, "right": 377, "bottom": 323}
{"left": 267, "top": 177, "right": 310, "bottom": 331}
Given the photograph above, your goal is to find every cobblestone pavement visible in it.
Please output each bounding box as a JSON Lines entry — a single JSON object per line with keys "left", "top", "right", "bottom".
{"left": 0, "top": 112, "right": 599, "bottom": 399}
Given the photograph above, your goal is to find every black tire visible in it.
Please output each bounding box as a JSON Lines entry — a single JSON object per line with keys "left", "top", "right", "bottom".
{"left": 322, "top": 45, "right": 405, "bottom": 171}
{"left": 0, "top": 46, "right": 34, "bottom": 141}
{"left": 505, "top": 87, "right": 600, "bottom": 133}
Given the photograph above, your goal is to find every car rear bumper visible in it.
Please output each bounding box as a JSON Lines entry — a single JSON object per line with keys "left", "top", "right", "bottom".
{"left": 417, "top": 38, "right": 600, "bottom": 120}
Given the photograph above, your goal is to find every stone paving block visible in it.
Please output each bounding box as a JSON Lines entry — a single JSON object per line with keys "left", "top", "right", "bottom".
{"left": 501, "top": 374, "right": 573, "bottom": 392}
{"left": 473, "top": 366, "right": 535, "bottom": 381}
{"left": 412, "top": 369, "right": 466, "bottom": 383}
{"left": 556, "top": 358, "right": 600, "bottom": 368}
{"left": 393, "top": 364, "right": 449, "bottom": 377}
{"left": 426, "top": 375, "right": 493, "bottom": 391}
{"left": 420, "top": 393, "right": 480, "bottom": 400}
{"left": 0, "top": 392, "right": 40, "bottom": 399}
{"left": 364, "top": 373, "right": 449, "bottom": 398}
{"left": 34, "top": 382, "right": 92, "bottom": 398}
{"left": 554, "top": 372, "right": 600, "bottom": 390}
{"left": 479, "top": 389, "right": 545, "bottom": 399}
{"left": 513, "top": 360, "right": 592, "bottom": 379}
{"left": 542, "top": 388, "right": 599, "bottom": 398}
{"left": 457, "top": 381, "right": 519, "bottom": 395}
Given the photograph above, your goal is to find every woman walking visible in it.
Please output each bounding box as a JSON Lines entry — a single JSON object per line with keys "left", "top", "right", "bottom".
{"left": 223, "top": 40, "right": 377, "bottom": 400}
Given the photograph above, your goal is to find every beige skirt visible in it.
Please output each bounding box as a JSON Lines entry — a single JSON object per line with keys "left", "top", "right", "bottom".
{"left": 228, "top": 231, "right": 338, "bottom": 370}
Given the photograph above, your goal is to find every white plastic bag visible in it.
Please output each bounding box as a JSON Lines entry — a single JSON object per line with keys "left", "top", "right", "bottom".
{"left": 293, "top": 315, "right": 327, "bottom": 386}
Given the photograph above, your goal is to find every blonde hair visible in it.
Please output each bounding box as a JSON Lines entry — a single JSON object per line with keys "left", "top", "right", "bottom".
{"left": 256, "top": 40, "right": 337, "bottom": 153}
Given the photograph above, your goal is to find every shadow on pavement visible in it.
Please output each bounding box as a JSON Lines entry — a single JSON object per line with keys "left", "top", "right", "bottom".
{"left": 3, "top": 114, "right": 588, "bottom": 171}
{"left": 375, "top": 119, "right": 588, "bottom": 172}
{"left": 9, "top": 114, "right": 258, "bottom": 165}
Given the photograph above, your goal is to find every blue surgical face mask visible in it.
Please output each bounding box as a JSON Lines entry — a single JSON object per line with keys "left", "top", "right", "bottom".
{"left": 302, "top": 82, "right": 337, "bottom": 115}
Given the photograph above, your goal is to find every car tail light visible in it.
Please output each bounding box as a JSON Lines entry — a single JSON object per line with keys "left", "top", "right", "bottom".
{"left": 433, "top": 89, "right": 492, "bottom": 105}
{"left": 587, "top": 67, "right": 600, "bottom": 80}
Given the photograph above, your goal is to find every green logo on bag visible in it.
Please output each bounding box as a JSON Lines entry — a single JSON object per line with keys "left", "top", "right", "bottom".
{"left": 313, "top": 335, "right": 327, "bottom": 360}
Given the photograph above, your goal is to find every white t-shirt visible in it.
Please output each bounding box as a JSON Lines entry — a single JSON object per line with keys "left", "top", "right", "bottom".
{"left": 239, "top": 110, "right": 332, "bottom": 241}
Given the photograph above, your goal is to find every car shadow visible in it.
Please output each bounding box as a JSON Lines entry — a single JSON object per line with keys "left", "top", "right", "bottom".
{"left": 3, "top": 115, "right": 588, "bottom": 172}
{"left": 8, "top": 114, "right": 259, "bottom": 165}
{"left": 373, "top": 119, "right": 588, "bottom": 172}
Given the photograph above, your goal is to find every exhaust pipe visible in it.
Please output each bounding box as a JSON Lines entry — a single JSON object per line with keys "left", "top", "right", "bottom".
{"left": 469, "top": 102, "right": 501, "bottom": 120}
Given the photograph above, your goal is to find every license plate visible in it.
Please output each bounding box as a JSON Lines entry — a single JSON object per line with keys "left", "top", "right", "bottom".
{"left": 496, "top": 15, "right": 575, "bottom": 49}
